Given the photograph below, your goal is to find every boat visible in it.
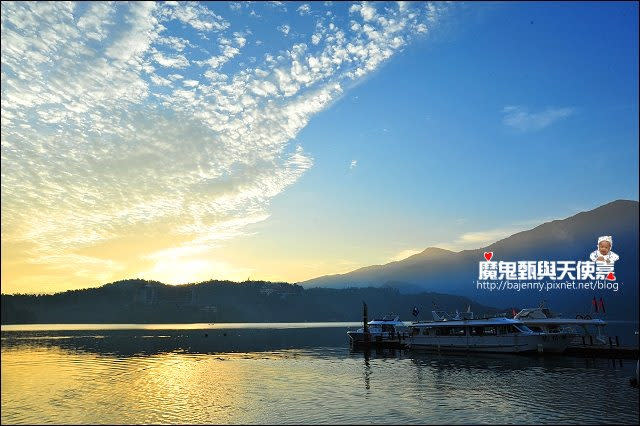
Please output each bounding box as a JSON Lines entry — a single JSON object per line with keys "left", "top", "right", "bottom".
{"left": 408, "top": 310, "right": 567, "bottom": 353}
{"left": 514, "top": 304, "right": 607, "bottom": 350}
{"left": 347, "top": 314, "right": 408, "bottom": 346}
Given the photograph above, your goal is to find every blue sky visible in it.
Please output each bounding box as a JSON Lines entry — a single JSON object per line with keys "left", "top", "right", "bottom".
{"left": 1, "top": 1, "right": 638, "bottom": 292}
{"left": 225, "top": 1, "right": 639, "bottom": 274}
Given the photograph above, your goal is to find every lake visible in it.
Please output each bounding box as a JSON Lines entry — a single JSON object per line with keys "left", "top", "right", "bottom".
{"left": 2, "top": 323, "right": 638, "bottom": 424}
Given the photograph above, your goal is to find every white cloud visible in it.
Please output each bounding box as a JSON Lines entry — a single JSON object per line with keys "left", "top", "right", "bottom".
{"left": 1, "top": 1, "right": 449, "bottom": 286}
{"left": 234, "top": 33, "right": 247, "bottom": 47}
{"left": 195, "top": 44, "right": 241, "bottom": 69}
{"left": 158, "top": 1, "right": 229, "bottom": 32}
{"left": 151, "top": 74, "right": 172, "bottom": 86}
{"left": 502, "top": 105, "right": 575, "bottom": 131}
{"left": 268, "top": 1, "right": 287, "bottom": 12}
{"left": 438, "top": 218, "right": 550, "bottom": 251}
{"left": 297, "top": 4, "right": 311, "bottom": 16}
{"left": 388, "top": 248, "right": 422, "bottom": 262}
{"left": 105, "top": 2, "right": 160, "bottom": 62}
{"left": 456, "top": 229, "right": 516, "bottom": 245}
{"left": 349, "top": 160, "right": 358, "bottom": 169}
{"left": 153, "top": 51, "right": 190, "bottom": 68}
{"left": 350, "top": 2, "right": 376, "bottom": 21}
{"left": 157, "top": 35, "right": 193, "bottom": 51}
{"left": 278, "top": 24, "right": 290, "bottom": 35}
{"left": 76, "top": 1, "right": 115, "bottom": 41}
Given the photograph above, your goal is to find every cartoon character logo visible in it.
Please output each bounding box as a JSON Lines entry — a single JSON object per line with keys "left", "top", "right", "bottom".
{"left": 589, "top": 235, "right": 619, "bottom": 265}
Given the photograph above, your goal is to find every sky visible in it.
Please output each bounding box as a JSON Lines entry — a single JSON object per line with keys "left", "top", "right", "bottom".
{"left": 1, "top": 1, "right": 638, "bottom": 294}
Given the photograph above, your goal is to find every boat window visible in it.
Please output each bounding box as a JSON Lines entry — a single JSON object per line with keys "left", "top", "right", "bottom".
{"left": 411, "top": 327, "right": 420, "bottom": 336}
{"left": 448, "top": 327, "right": 466, "bottom": 336}
{"left": 422, "top": 328, "right": 430, "bottom": 335}
{"left": 496, "top": 325, "right": 522, "bottom": 334}
{"left": 435, "top": 327, "right": 449, "bottom": 336}
{"left": 482, "top": 326, "right": 497, "bottom": 335}
{"left": 471, "top": 326, "right": 499, "bottom": 336}
{"left": 432, "top": 327, "right": 465, "bottom": 336}
{"left": 513, "top": 324, "right": 533, "bottom": 333}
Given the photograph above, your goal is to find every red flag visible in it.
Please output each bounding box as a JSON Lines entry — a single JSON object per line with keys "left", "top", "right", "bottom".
{"left": 599, "top": 297, "right": 606, "bottom": 314}
{"left": 512, "top": 308, "right": 517, "bottom": 318}
{"left": 592, "top": 296, "right": 598, "bottom": 313}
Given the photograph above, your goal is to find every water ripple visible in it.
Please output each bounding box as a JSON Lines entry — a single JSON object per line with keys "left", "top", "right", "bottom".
{"left": 2, "top": 329, "right": 639, "bottom": 424}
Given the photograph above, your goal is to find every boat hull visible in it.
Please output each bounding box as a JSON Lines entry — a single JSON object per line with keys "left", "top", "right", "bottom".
{"left": 409, "top": 333, "right": 555, "bottom": 353}
{"left": 537, "top": 332, "right": 574, "bottom": 353}
{"left": 347, "top": 331, "right": 405, "bottom": 346}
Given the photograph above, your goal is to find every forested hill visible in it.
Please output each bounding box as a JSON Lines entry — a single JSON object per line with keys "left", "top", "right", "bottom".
{"left": 1, "top": 279, "right": 496, "bottom": 324}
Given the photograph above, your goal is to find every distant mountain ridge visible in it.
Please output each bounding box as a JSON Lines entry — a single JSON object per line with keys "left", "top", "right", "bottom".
{"left": 2, "top": 200, "right": 637, "bottom": 323}
{"left": 301, "top": 200, "right": 639, "bottom": 320}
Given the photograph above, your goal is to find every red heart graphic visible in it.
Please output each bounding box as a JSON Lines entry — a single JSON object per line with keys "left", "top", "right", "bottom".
{"left": 606, "top": 272, "right": 615, "bottom": 281}
{"left": 484, "top": 252, "right": 493, "bottom": 261}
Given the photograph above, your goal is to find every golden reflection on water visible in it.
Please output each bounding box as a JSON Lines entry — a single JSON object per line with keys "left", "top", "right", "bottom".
{"left": 2, "top": 341, "right": 639, "bottom": 424}
{"left": 2, "top": 344, "right": 371, "bottom": 424}
{"left": 1, "top": 346, "right": 259, "bottom": 424}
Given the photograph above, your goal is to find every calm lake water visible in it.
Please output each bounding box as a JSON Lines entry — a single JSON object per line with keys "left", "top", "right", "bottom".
{"left": 2, "top": 323, "right": 639, "bottom": 424}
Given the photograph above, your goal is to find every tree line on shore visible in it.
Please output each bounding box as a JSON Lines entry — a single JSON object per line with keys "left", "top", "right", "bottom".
{"left": 1, "top": 278, "right": 495, "bottom": 324}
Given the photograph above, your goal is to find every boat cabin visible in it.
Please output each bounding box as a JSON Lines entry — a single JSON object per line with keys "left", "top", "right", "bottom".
{"left": 410, "top": 317, "right": 534, "bottom": 337}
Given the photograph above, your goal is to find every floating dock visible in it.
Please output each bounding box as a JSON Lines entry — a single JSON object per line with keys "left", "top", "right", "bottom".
{"left": 564, "top": 344, "right": 639, "bottom": 359}
{"left": 563, "top": 334, "right": 639, "bottom": 358}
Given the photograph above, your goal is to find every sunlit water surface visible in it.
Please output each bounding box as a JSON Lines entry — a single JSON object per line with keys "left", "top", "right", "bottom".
{"left": 2, "top": 323, "right": 638, "bottom": 424}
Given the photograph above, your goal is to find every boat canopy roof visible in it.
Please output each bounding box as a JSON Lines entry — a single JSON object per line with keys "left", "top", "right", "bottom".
{"left": 514, "top": 307, "right": 556, "bottom": 319}
{"left": 515, "top": 307, "right": 607, "bottom": 325}
{"left": 368, "top": 314, "right": 403, "bottom": 325}
{"left": 518, "top": 318, "right": 607, "bottom": 326}
{"left": 411, "top": 317, "right": 524, "bottom": 327}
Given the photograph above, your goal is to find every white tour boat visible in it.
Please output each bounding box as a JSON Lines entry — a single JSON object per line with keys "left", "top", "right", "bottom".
{"left": 408, "top": 310, "right": 567, "bottom": 353}
{"left": 514, "top": 305, "right": 608, "bottom": 348}
{"left": 347, "top": 314, "right": 408, "bottom": 346}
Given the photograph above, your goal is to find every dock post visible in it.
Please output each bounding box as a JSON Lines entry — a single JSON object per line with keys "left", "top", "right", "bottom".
{"left": 609, "top": 337, "right": 613, "bottom": 348}
{"left": 615, "top": 336, "right": 620, "bottom": 347}
{"left": 363, "top": 301, "right": 370, "bottom": 344}
{"left": 589, "top": 335, "right": 593, "bottom": 346}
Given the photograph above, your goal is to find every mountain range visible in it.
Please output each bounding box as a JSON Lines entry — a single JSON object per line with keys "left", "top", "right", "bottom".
{"left": 2, "top": 199, "right": 637, "bottom": 323}
{"left": 301, "top": 200, "right": 639, "bottom": 320}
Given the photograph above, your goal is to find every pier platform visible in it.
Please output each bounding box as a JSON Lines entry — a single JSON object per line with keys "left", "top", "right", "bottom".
{"left": 564, "top": 344, "right": 639, "bottom": 359}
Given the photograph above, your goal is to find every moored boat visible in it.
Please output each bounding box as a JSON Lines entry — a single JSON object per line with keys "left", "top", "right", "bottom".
{"left": 347, "top": 314, "right": 408, "bottom": 346}
{"left": 514, "top": 305, "right": 606, "bottom": 351}
{"left": 408, "top": 310, "right": 563, "bottom": 353}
